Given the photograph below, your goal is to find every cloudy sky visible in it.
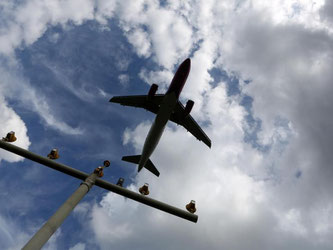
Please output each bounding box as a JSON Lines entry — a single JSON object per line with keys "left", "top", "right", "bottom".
{"left": 1, "top": 0, "right": 333, "bottom": 249}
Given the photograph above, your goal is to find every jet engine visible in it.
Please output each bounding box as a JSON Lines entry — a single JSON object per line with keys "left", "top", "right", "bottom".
{"left": 184, "top": 100, "right": 194, "bottom": 117}
{"left": 148, "top": 84, "right": 158, "bottom": 98}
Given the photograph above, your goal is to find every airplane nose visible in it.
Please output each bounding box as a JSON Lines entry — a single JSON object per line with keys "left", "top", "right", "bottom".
{"left": 181, "top": 58, "right": 191, "bottom": 70}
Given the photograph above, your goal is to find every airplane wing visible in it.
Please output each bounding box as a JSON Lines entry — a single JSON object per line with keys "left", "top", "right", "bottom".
{"left": 169, "top": 101, "right": 212, "bottom": 148}
{"left": 110, "top": 94, "right": 165, "bottom": 114}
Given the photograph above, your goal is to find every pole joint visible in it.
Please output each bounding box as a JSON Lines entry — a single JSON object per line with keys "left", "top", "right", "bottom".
{"left": 80, "top": 173, "right": 98, "bottom": 192}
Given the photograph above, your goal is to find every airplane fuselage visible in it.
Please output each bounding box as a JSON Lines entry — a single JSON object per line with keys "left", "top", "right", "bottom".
{"left": 138, "top": 92, "right": 177, "bottom": 171}
{"left": 138, "top": 59, "right": 191, "bottom": 172}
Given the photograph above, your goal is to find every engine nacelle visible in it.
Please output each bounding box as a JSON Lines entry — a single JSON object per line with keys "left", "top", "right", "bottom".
{"left": 184, "top": 100, "right": 194, "bottom": 117}
{"left": 148, "top": 84, "right": 158, "bottom": 98}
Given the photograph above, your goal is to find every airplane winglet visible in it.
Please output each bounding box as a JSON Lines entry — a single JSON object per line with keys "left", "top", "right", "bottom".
{"left": 109, "top": 97, "right": 117, "bottom": 103}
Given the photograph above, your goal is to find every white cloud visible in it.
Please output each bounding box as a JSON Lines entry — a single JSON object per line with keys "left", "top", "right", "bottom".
{"left": 139, "top": 68, "right": 173, "bottom": 92}
{"left": 24, "top": 87, "right": 84, "bottom": 135}
{"left": 88, "top": 0, "right": 333, "bottom": 249}
{"left": 69, "top": 242, "right": 86, "bottom": 250}
{"left": 103, "top": 0, "right": 194, "bottom": 69}
{"left": 1, "top": 0, "right": 333, "bottom": 249}
{"left": 0, "top": 0, "right": 96, "bottom": 136}
{"left": 95, "top": 0, "right": 117, "bottom": 25}
{"left": 92, "top": 122, "right": 272, "bottom": 250}
{"left": 43, "top": 228, "right": 62, "bottom": 250}
{"left": 0, "top": 0, "right": 96, "bottom": 57}
{"left": 277, "top": 208, "right": 307, "bottom": 236}
{"left": 0, "top": 212, "right": 60, "bottom": 250}
{"left": 126, "top": 28, "right": 152, "bottom": 58}
{"left": 118, "top": 74, "right": 130, "bottom": 86}
{"left": 0, "top": 95, "right": 30, "bottom": 163}
{"left": 0, "top": 215, "right": 29, "bottom": 250}
{"left": 0, "top": 66, "right": 83, "bottom": 135}
{"left": 249, "top": 0, "right": 326, "bottom": 29}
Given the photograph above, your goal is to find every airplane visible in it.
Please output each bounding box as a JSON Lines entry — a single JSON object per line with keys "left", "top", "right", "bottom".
{"left": 110, "top": 58, "right": 211, "bottom": 177}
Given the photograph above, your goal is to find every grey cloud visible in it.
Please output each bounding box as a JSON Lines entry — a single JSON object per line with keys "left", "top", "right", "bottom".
{"left": 320, "top": 0, "right": 333, "bottom": 23}
{"left": 90, "top": 1, "right": 333, "bottom": 250}
{"left": 217, "top": 2, "right": 333, "bottom": 244}
{"left": 1, "top": 0, "right": 333, "bottom": 249}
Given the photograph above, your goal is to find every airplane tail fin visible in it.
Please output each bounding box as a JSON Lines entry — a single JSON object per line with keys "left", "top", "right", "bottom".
{"left": 122, "top": 155, "right": 160, "bottom": 177}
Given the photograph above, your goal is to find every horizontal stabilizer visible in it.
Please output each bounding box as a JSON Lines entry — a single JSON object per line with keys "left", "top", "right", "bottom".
{"left": 144, "top": 159, "right": 160, "bottom": 177}
{"left": 122, "top": 155, "right": 141, "bottom": 164}
{"left": 122, "top": 155, "right": 160, "bottom": 177}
